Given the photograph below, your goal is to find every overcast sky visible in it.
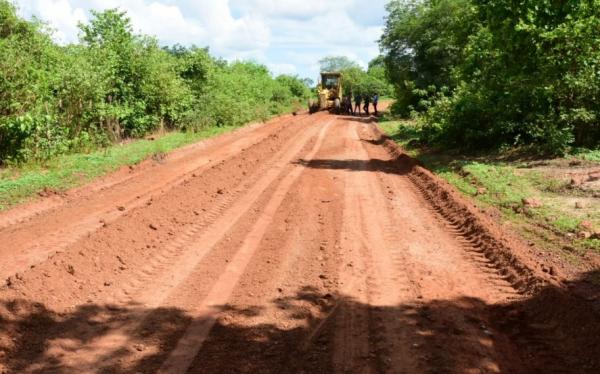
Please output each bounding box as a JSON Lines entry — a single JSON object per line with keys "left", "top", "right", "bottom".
{"left": 15, "top": 0, "right": 388, "bottom": 80}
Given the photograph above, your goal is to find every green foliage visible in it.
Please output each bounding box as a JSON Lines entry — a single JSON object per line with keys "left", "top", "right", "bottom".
{"left": 380, "top": 0, "right": 476, "bottom": 116}
{"left": 0, "top": 125, "right": 234, "bottom": 210}
{"left": 0, "top": 2, "right": 308, "bottom": 164}
{"left": 367, "top": 56, "right": 393, "bottom": 96}
{"left": 380, "top": 119, "right": 600, "bottom": 255}
{"left": 318, "top": 56, "right": 361, "bottom": 72}
{"left": 380, "top": 0, "right": 600, "bottom": 154}
{"left": 276, "top": 74, "right": 311, "bottom": 100}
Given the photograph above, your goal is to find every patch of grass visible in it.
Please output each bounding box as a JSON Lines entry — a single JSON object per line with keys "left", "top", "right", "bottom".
{"left": 552, "top": 215, "right": 581, "bottom": 232}
{"left": 379, "top": 118, "right": 600, "bottom": 257}
{"left": 378, "top": 119, "right": 421, "bottom": 156}
{"left": 0, "top": 126, "right": 235, "bottom": 211}
{"left": 571, "top": 148, "right": 600, "bottom": 162}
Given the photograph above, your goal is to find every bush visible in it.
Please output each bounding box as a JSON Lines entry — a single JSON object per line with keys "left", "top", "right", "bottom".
{"left": 0, "top": 2, "right": 308, "bottom": 164}
{"left": 380, "top": 0, "right": 600, "bottom": 154}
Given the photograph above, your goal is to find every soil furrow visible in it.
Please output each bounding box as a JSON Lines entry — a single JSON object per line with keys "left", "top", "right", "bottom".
{"left": 0, "top": 114, "right": 312, "bottom": 281}
{"left": 157, "top": 118, "right": 333, "bottom": 374}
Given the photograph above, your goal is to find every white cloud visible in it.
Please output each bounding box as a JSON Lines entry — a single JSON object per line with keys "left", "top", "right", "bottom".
{"left": 232, "top": 0, "right": 356, "bottom": 19}
{"left": 126, "top": 1, "right": 205, "bottom": 44}
{"left": 17, "top": 0, "right": 87, "bottom": 43}
{"left": 269, "top": 63, "right": 297, "bottom": 76}
{"left": 14, "top": 0, "right": 387, "bottom": 79}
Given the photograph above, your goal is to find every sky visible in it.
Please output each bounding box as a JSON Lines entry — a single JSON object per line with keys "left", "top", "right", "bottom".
{"left": 14, "top": 0, "right": 388, "bottom": 80}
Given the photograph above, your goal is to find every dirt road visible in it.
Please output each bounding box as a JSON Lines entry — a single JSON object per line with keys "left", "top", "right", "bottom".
{"left": 0, "top": 112, "right": 598, "bottom": 373}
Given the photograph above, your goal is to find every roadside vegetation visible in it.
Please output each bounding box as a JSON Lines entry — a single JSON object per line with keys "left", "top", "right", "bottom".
{"left": 378, "top": 1, "right": 600, "bottom": 263}
{"left": 0, "top": 1, "right": 310, "bottom": 166}
{"left": 380, "top": 0, "right": 600, "bottom": 155}
{"left": 380, "top": 118, "right": 600, "bottom": 262}
{"left": 0, "top": 1, "right": 312, "bottom": 209}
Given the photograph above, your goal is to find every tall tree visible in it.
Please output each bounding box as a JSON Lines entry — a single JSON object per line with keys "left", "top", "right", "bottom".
{"left": 318, "top": 56, "right": 361, "bottom": 72}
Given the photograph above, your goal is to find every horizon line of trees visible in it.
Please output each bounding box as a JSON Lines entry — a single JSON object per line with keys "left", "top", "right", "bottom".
{"left": 380, "top": 0, "right": 600, "bottom": 154}
{"left": 0, "top": 1, "right": 313, "bottom": 164}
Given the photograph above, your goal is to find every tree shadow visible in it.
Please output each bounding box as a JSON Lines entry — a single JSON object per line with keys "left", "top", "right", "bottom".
{"left": 293, "top": 158, "right": 415, "bottom": 176}
{"left": 1, "top": 270, "right": 599, "bottom": 373}
{"left": 337, "top": 115, "right": 379, "bottom": 124}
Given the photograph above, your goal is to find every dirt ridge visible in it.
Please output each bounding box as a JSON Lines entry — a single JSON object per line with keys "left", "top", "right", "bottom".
{"left": 372, "top": 124, "right": 599, "bottom": 372}
{"left": 373, "top": 128, "right": 553, "bottom": 294}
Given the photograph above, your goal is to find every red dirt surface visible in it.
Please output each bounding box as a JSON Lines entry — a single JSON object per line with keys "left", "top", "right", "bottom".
{"left": 0, "top": 112, "right": 598, "bottom": 373}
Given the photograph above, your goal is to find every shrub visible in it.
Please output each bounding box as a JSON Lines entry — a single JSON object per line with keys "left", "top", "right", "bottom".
{"left": 0, "top": 3, "right": 308, "bottom": 163}
{"left": 380, "top": 0, "right": 600, "bottom": 154}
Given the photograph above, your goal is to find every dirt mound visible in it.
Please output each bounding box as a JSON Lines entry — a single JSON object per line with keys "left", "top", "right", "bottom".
{"left": 372, "top": 126, "right": 600, "bottom": 372}
{"left": 374, "top": 129, "right": 555, "bottom": 294}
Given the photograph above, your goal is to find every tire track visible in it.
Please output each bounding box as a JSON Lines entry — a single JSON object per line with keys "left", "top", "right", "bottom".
{"left": 333, "top": 121, "right": 420, "bottom": 373}
{"left": 0, "top": 114, "right": 313, "bottom": 282}
{"left": 157, "top": 118, "right": 334, "bottom": 374}
{"left": 356, "top": 122, "right": 524, "bottom": 372}
{"left": 331, "top": 123, "right": 373, "bottom": 374}
{"left": 16, "top": 115, "right": 324, "bottom": 374}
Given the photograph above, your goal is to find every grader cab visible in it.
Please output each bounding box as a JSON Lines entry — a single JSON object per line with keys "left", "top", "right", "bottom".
{"left": 309, "top": 72, "right": 343, "bottom": 114}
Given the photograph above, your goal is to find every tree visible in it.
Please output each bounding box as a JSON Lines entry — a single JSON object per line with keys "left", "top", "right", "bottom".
{"left": 301, "top": 77, "right": 314, "bottom": 88}
{"left": 276, "top": 75, "right": 311, "bottom": 99}
{"left": 166, "top": 45, "right": 215, "bottom": 94}
{"left": 318, "top": 56, "right": 361, "bottom": 72}
{"left": 367, "top": 56, "right": 392, "bottom": 96}
{"left": 379, "top": 0, "right": 600, "bottom": 153}
{"left": 380, "top": 0, "right": 476, "bottom": 115}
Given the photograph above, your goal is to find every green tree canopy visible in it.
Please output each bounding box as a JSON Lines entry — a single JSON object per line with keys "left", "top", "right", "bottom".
{"left": 380, "top": 0, "right": 600, "bottom": 153}
{"left": 318, "top": 56, "right": 361, "bottom": 72}
{"left": 0, "top": 2, "right": 314, "bottom": 164}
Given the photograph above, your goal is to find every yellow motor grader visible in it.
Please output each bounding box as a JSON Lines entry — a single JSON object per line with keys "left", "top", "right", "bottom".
{"left": 309, "top": 72, "right": 342, "bottom": 114}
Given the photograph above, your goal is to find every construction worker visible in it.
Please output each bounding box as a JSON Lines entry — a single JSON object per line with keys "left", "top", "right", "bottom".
{"left": 344, "top": 94, "right": 354, "bottom": 115}
{"left": 354, "top": 93, "right": 362, "bottom": 116}
{"left": 363, "top": 94, "right": 371, "bottom": 115}
{"left": 373, "top": 93, "right": 379, "bottom": 116}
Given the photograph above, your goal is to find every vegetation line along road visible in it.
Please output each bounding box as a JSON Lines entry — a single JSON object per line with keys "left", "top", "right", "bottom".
{"left": 378, "top": 0, "right": 600, "bottom": 266}
{"left": 0, "top": 126, "right": 234, "bottom": 210}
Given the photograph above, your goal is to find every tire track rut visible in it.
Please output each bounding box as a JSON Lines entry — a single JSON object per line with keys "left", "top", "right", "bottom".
{"left": 0, "top": 114, "right": 313, "bottom": 281}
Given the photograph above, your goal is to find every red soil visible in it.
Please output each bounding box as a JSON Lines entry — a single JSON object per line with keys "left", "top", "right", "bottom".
{"left": 0, "top": 112, "right": 598, "bottom": 373}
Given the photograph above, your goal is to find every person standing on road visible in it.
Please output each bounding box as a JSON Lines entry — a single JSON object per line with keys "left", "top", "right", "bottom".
{"left": 354, "top": 93, "right": 362, "bottom": 116}
{"left": 363, "top": 94, "right": 371, "bottom": 115}
{"left": 345, "top": 94, "right": 354, "bottom": 115}
{"left": 373, "top": 93, "right": 379, "bottom": 116}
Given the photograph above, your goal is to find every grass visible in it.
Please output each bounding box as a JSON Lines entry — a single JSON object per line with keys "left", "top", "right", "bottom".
{"left": 379, "top": 118, "right": 600, "bottom": 259}
{"left": 571, "top": 148, "right": 600, "bottom": 162}
{"left": 0, "top": 126, "right": 236, "bottom": 211}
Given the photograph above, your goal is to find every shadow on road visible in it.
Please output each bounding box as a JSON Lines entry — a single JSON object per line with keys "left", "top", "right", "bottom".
{"left": 293, "top": 158, "right": 414, "bottom": 175}
{"left": 293, "top": 130, "right": 421, "bottom": 176}
{"left": 1, "top": 271, "right": 598, "bottom": 373}
{"left": 337, "top": 115, "right": 379, "bottom": 125}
